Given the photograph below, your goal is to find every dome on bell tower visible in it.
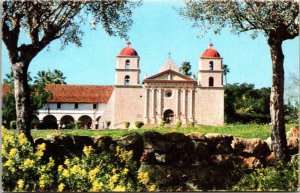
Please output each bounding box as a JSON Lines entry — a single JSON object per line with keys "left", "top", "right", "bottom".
{"left": 201, "top": 42, "right": 221, "bottom": 58}
{"left": 119, "top": 41, "right": 138, "bottom": 56}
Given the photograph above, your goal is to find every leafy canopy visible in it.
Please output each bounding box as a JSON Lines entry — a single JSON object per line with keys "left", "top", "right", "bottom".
{"left": 3, "top": 1, "right": 141, "bottom": 64}
{"left": 34, "top": 69, "right": 66, "bottom": 85}
{"left": 179, "top": 1, "right": 299, "bottom": 40}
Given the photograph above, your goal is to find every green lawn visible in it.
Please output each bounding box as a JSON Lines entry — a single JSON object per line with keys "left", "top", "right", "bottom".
{"left": 30, "top": 124, "right": 277, "bottom": 140}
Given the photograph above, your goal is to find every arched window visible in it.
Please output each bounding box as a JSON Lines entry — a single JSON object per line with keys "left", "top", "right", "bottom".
{"left": 125, "top": 60, "right": 130, "bottom": 69}
{"left": 209, "top": 77, "right": 214, "bottom": 87}
{"left": 124, "top": 75, "right": 130, "bottom": 85}
{"left": 209, "top": 61, "right": 214, "bottom": 70}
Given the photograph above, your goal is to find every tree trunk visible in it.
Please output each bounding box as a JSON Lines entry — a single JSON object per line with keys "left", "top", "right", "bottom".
{"left": 11, "top": 62, "right": 34, "bottom": 145}
{"left": 268, "top": 37, "right": 289, "bottom": 161}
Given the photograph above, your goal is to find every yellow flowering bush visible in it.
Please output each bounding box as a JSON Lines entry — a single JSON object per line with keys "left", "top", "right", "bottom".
{"left": 2, "top": 126, "right": 56, "bottom": 191}
{"left": 57, "top": 144, "right": 148, "bottom": 191}
{"left": 2, "top": 126, "right": 157, "bottom": 192}
{"left": 138, "top": 171, "right": 150, "bottom": 185}
{"left": 83, "top": 145, "right": 93, "bottom": 156}
{"left": 137, "top": 170, "right": 157, "bottom": 191}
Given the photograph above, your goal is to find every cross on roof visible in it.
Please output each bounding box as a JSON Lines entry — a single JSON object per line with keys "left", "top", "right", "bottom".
{"left": 168, "top": 52, "right": 171, "bottom": 59}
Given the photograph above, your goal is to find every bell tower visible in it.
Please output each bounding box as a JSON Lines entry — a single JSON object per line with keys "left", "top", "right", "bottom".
{"left": 115, "top": 42, "right": 140, "bottom": 86}
{"left": 198, "top": 43, "right": 223, "bottom": 87}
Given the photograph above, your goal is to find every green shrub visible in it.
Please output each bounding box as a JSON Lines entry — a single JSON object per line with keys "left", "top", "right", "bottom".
{"left": 189, "top": 121, "right": 195, "bottom": 127}
{"left": 124, "top": 121, "right": 130, "bottom": 129}
{"left": 105, "top": 121, "right": 111, "bottom": 129}
{"left": 232, "top": 156, "right": 299, "bottom": 191}
{"left": 31, "top": 118, "right": 40, "bottom": 129}
{"left": 135, "top": 121, "right": 144, "bottom": 129}
{"left": 75, "top": 121, "right": 81, "bottom": 129}
{"left": 63, "top": 122, "right": 76, "bottom": 129}
{"left": 176, "top": 120, "right": 182, "bottom": 128}
{"left": 159, "top": 120, "right": 165, "bottom": 128}
{"left": 10, "top": 120, "right": 16, "bottom": 130}
{"left": 2, "top": 126, "right": 56, "bottom": 191}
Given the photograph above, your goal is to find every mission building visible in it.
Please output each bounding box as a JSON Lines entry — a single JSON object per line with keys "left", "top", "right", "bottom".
{"left": 7, "top": 42, "right": 224, "bottom": 129}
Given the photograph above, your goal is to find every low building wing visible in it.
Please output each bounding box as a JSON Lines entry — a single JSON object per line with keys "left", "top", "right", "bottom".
{"left": 2, "top": 84, "right": 114, "bottom": 104}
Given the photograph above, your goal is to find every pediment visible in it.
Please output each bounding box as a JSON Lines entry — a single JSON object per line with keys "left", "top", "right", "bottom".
{"left": 144, "top": 69, "right": 196, "bottom": 83}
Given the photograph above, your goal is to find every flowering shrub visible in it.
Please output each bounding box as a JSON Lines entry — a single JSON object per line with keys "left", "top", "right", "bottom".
{"left": 2, "top": 126, "right": 157, "bottom": 192}
{"left": 2, "top": 126, "right": 56, "bottom": 191}
{"left": 137, "top": 170, "right": 157, "bottom": 191}
{"left": 56, "top": 144, "right": 150, "bottom": 192}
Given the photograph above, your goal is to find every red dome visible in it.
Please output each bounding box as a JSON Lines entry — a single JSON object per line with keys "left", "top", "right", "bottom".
{"left": 201, "top": 43, "right": 220, "bottom": 58}
{"left": 119, "top": 42, "right": 138, "bottom": 56}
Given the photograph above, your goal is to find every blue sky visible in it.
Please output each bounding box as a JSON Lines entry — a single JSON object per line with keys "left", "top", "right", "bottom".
{"left": 2, "top": 1, "right": 299, "bottom": 89}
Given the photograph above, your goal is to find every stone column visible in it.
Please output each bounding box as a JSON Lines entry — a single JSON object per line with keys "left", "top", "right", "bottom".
{"left": 189, "top": 89, "right": 195, "bottom": 122}
{"left": 160, "top": 89, "right": 164, "bottom": 123}
{"left": 176, "top": 89, "right": 180, "bottom": 122}
{"left": 181, "top": 89, "right": 186, "bottom": 124}
{"left": 91, "top": 119, "right": 96, "bottom": 130}
{"left": 57, "top": 120, "right": 61, "bottom": 129}
{"left": 151, "top": 88, "right": 156, "bottom": 124}
{"left": 158, "top": 89, "right": 162, "bottom": 116}
{"left": 144, "top": 89, "right": 149, "bottom": 124}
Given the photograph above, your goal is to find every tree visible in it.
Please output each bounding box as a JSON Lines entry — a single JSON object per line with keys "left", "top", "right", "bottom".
{"left": 179, "top": 0, "right": 299, "bottom": 161}
{"left": 225, "top": 83, "right": 270, "bottom": 124}
{"left": 34, "top": 69, "right": 66, "bottom": 85}
{"left": 222, "top": 64, "right": 230, "bottom": 85}
{"left": 2, "top": 72, "right": 52, "bottom": 130}
{"left": 2, "top": 1, "right": 140, "bottom": 143}
{"left": 179, "top": 61, "right": 192, "bottom": 77}
{"left": 52, "top": 69, "right": 66, "bottom": 84}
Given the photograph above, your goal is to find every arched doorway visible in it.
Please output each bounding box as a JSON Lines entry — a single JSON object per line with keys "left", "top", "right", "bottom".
{"left": 42, "top": 115, "right": 58, "bottom": 129}
{"left": 163, "top": 109, "right": 174, "bottom": 124}
{"left": 78, "top": 115, "right": 92, "bottom": 129}
{"left": 60, "top": 115, "right": 75, "bottom": 129}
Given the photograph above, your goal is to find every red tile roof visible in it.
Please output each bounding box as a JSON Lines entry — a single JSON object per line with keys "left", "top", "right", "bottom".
{"left": 45, "top": 84, "right": 113, "bottom": 103}
{"left": 2, "top": 84, "right": 10, "bottom": 96}
{"left": 2, "top": 84, "right": 114, "bottom": 103}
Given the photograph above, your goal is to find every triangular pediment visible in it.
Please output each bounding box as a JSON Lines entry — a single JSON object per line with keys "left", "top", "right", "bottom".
{"left": 160, "top": 59, "right": 179, "bottom": 72}
{"left": 144, "top": 69, "right": 196, "bottom": 83}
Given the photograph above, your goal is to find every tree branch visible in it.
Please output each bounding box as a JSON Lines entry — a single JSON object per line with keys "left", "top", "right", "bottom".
{"left": 2, "top": 6, "right": 22, "bottom": 63}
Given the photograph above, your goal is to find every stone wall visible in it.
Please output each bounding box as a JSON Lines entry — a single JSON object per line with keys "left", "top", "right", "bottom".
{"left": 35, "top": 127, "right": 299, "bottom": 191}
